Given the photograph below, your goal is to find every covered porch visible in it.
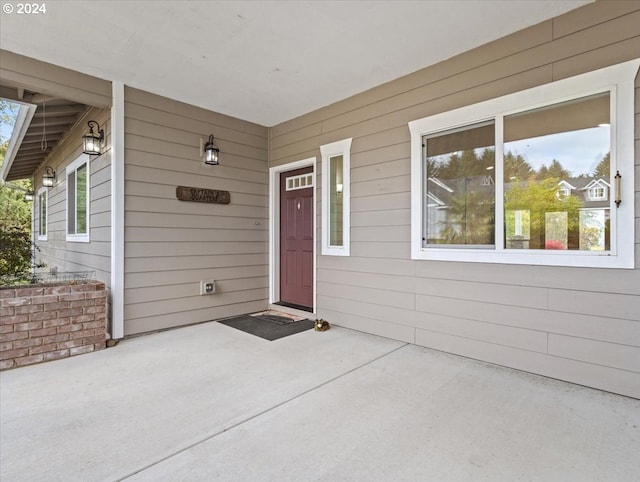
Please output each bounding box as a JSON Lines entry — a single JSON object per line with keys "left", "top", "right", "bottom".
{"left": 1, "top": 322, "right": 638, "bottom": 481}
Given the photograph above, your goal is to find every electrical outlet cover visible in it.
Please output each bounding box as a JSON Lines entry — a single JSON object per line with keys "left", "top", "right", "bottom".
{"left": 200, "top": 281, "right": 216, "bottom": 295}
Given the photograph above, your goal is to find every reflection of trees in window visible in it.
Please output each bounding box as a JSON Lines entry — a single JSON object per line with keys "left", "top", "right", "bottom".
{"left": 39, "top": 192, "right": 47, "bottom": 236}
{"left": 76, "top": 164, "right": 87, "bottom": 234}
{"left": 433, "top": 148, "right": 494, "bottom": 179}
{"left": 504, "top": 152, "right": 534, "bottom": 181}
{"left": 537, "top": 159, "right": 571, "bottom": 180}
{"left": 434, "top": 147, "right": 612, "bottom": 251}
{"left": 67, "top": 158, "right": 89, "bottom": 238}
{"left": 579, "top": 210, "right": 609, "bottom": 251}
{"left": 593, "top": 152, "right": 610, "bottom": 178}
{"left": 439, "top": 176, "right": 495, "bottom": 245}
{"left": 505, "top": 178, "right": 582, "bottom": 250}
{"left": 426, "top": 146, "right": 495, "bottom": 246}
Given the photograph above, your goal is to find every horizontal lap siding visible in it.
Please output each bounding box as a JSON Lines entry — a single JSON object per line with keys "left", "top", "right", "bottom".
{"left": 34, "top": 107, "right": 112, "bottom": 289}
{"left": 270, "top": 1, "right": 640, "bottom": 398}
{"left": 2, "top": 52, "right": 114, "bottom": 296}
{"left": 124, "top": 87, "right": 269, "bottom": 335}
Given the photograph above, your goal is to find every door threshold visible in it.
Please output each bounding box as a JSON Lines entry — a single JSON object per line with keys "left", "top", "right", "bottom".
{"left": 270, "top": 302, "right": 314, "bottom": 319}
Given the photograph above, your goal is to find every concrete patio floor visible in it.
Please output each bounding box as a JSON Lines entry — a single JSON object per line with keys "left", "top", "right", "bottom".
{"left": 1, "top": 321, "right": 639, "bottom": 481}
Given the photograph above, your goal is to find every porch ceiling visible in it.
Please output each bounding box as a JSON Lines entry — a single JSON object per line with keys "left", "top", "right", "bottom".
{"left": 0, "top": 0, "right": 591, "bottom": 127}
{"left": 0, "top": 84, "right": 89, "bottom": 181}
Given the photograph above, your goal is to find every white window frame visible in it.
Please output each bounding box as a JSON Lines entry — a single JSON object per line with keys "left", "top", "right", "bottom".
{"left": 588, "top": 185, "right": 607, "bottom": 201}
{"left": 320, "top": 138, "right": 352, "bottom": 256}
{"left": 409, "top": 59, "right": 639, "bottom": 269}
{"left": 37, "top": 186, "right": 48, "bottom": 241}
{"left": 66, "top": 154, "right": 90, "bottom": 243}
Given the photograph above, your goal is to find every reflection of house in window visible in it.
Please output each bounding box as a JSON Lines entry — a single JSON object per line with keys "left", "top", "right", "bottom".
{"left": 556, "top": 177, "right": 609, "bottom": 204}
{"left": 556, "top": 176, "right": 610, "bottom": 251}
{"left": 481, "top": 175, "right": 494, "bottom": 186}
{"left": 583, "top": 178, "right": 609, "bottom": 200}
{"left": 556, "top": 180, "right": 575, "bottom": 199}
{"left": 503, "top": 175, "right": 610, "bottom": 251}
{"left": 425, "top": 178, "right": 452, "bottom": 242}
{"left": 426, "top": 192, "right": 447, "bottom": 241}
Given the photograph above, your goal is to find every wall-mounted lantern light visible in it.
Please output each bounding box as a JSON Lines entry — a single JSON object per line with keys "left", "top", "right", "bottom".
{"left": 82, "top": 120, "right": 105, "bottom": 155}
{"left": 42, "top": 166, "right": 56, "bottom": 187}
{"left": 204, "top": 134, "right": 220, "bottom": 166}
{"left": 24, "top": 192, "right": 34, "bottom": 202}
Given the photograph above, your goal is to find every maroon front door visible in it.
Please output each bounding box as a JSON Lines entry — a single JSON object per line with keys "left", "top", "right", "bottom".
{"left": 280, "top": 167, "right": 313, "bottom": 309}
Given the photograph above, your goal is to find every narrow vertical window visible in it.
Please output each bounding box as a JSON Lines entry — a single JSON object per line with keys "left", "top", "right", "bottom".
{"left": 329, "top": 155, "right": 344, "bottom": 246}
{"left": 37, "top": 187, "right": 48, "bottom": 241}
{"left": 321, "top": 138, "right": 352, "bottom": 256}
{"left": 76, "top": 163, "right": 87, "bottom": 234}
{"left": 66, "top": 154, "right": 90, "bottom": 242}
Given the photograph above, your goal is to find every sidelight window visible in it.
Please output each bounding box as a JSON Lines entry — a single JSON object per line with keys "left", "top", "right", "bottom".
{"left": 321, "top": 138, "right": 352, "bottom": 256}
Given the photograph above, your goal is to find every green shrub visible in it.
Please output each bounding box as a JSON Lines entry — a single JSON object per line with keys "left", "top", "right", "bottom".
{"left": 0, "top": 225, "right": 43, "bottom": 285}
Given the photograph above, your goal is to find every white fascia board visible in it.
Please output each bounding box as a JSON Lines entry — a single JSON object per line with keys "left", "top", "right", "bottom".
{"left": 0, "top": 102, "right": 37, "bottom": 181}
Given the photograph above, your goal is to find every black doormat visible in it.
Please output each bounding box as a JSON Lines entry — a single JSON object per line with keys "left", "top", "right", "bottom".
{"left": 219, "top": 314, "right": 315, "bottom": 341}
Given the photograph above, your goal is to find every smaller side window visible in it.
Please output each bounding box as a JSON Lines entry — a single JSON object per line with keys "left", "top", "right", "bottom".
{"left": 320, "top": 138, "right": 352, "bottom": 256}
{"left": 66, "top": 154, "right": 90, "bottom": 242}
{"left": 37, "top": 187, "right": 48, "bottom": 241}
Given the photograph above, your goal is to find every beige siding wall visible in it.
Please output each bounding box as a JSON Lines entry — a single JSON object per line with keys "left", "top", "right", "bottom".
{"left": 269, "top": 1, "right": 640, "bottom": 398}
{"left": 2, "top": 50, "right": 114, "bottom": 329}
{"left": 123, "top": 88, "right": 269, "bottom": 335}
{"left": 34, "top": 107, "right": 112, "bottom": 293}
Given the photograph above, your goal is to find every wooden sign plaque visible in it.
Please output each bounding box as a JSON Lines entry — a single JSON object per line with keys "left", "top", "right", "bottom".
{"left": 176, "top": 186, "right": 230, "bottom": 204}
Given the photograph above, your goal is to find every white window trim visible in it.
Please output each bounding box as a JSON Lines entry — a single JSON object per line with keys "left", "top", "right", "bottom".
{"left": 320, "top": 138, "right": 352, "bottom": 256}
{"left": 588, "top": 186, "right": 607, "bottom": 201}
{"left": 66, "top": 153, "right": 90, "bottom": 243}
{"left": 409, "top": 59, "right": 639, "bottom": 269}
{"left": 37, "top": 186, "right": 48, "bottom": 241}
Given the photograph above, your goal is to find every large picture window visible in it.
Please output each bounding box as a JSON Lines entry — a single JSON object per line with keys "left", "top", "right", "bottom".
{"left": 410, "top": 59, "right": 638, "bottom": 268}
{"left": 66, "top": 154, "right": 90, "bottom": 242}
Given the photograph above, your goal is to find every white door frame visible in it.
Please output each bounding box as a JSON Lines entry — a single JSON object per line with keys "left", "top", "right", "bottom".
{"left": 269, "top": 157, "right": 317, "bottom": 313}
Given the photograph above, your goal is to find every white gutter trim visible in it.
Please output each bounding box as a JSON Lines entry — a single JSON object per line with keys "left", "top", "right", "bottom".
{"left": 110, "top": 82, "right": 125, "bottom": 339}
{"left": 0, "top": 102, "right": 37, "bottom": 181}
